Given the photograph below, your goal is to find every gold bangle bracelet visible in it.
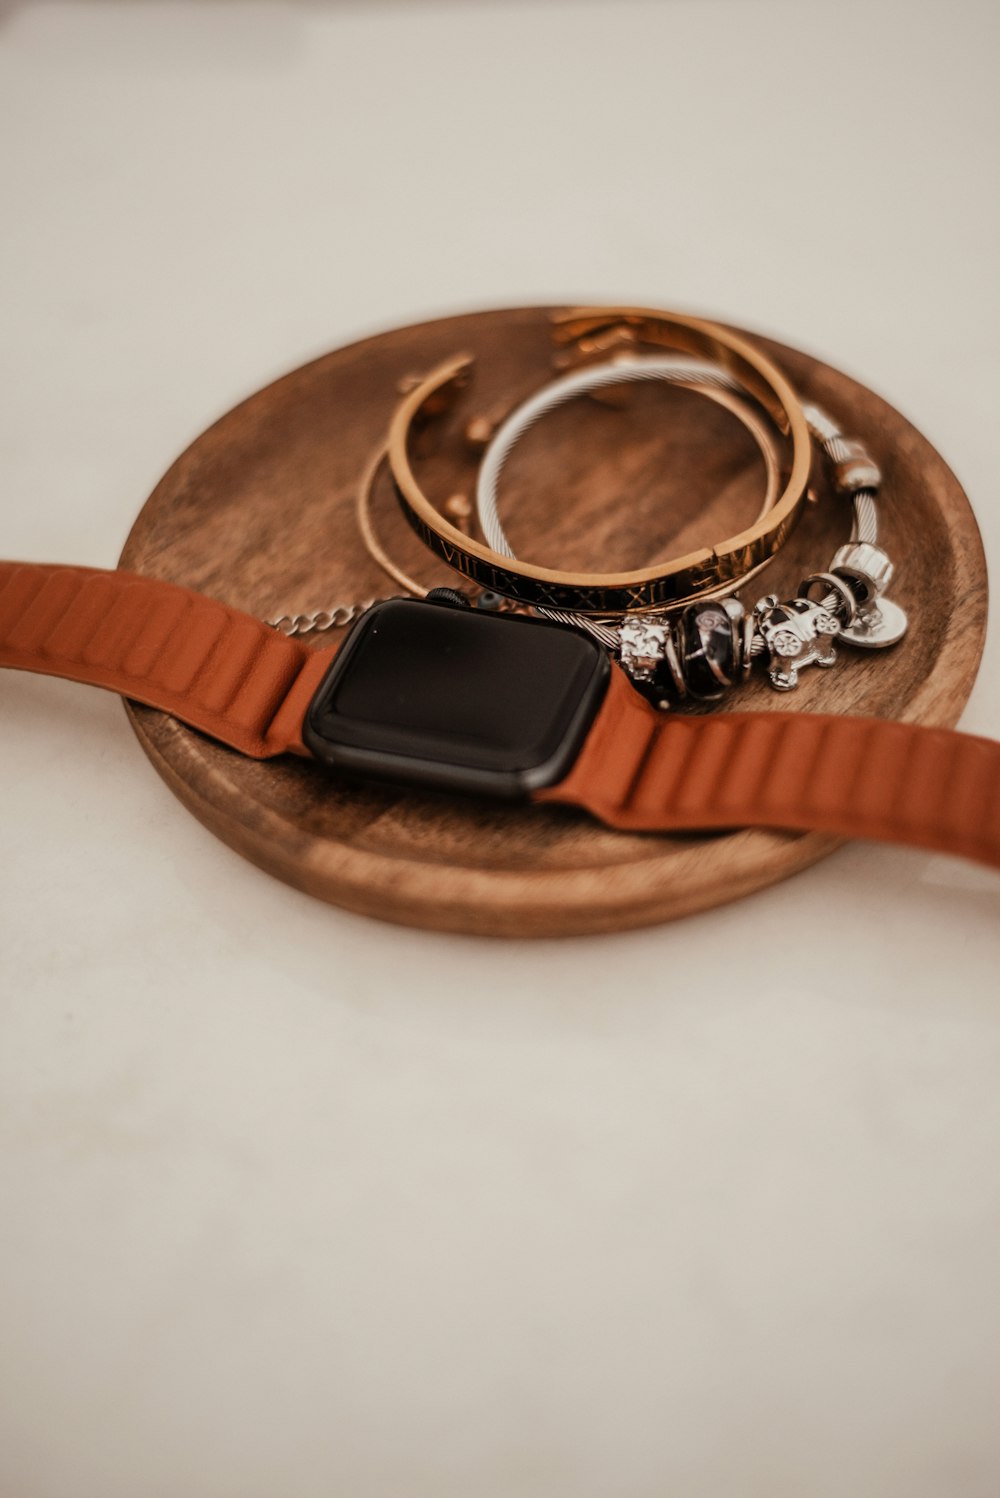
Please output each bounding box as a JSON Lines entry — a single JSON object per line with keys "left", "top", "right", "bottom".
{"left": 355, "top": 444, "right": 427, "bottom": 599}
{"left": 361, "top": 377, "right": 785, "bottom": 610}
{"left": 387, "top": 306, "right": 813, "bottom": 615}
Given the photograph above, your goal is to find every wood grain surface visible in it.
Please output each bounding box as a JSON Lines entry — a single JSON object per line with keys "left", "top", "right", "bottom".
{"left": 118, "top": 307, "right": 989, "bottom": 936}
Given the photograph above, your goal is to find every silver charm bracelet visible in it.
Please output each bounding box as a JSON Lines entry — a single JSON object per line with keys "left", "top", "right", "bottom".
{"left": 475, "top": 358, "right": 909, "bottom": 705}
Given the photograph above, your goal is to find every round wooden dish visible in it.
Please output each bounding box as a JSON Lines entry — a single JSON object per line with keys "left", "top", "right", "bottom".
{"left": 119, "top": 307, "right": 988, "bottom": 936}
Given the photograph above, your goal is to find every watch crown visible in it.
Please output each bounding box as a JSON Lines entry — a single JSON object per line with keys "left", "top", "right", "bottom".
{"left": 425, "top": 587, "right": 471, "bottom": 609}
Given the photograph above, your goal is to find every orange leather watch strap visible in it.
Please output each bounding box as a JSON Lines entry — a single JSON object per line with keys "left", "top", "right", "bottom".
{"left": 536, "top": 666, "right": 1000, "bottom": 870}
{"left": 5, "top": 564, "right": 998, "bottom": 868}
{"left": 0, "top": 562, "right": 336, "bottom": 758}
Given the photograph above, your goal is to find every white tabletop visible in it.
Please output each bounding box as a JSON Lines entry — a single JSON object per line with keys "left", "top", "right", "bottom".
{"left": 2, "top": 3, "right": 998, "bottom": 1495}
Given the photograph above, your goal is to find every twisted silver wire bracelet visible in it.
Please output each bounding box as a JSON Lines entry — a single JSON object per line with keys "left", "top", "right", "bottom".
{"left": 475, "top": 358, "right": 907, "bottom": 703}
{"left": 477, "top": 355, "right": 785, "bottom": 648}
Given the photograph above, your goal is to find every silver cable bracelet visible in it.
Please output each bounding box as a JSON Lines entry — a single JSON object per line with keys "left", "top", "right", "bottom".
{"left": 475, "top": 360, "right": 908, "bottom": 706}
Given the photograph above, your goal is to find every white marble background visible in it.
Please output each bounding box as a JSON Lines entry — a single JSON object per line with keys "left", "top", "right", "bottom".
{"left": 1, "top": 2, "right": 998, "bottom": 1495}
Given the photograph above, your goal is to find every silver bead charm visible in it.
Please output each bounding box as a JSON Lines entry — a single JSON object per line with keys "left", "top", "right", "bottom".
{"left": 619, "top": 616, "right": 669, "bottom": 684}
{"left": 831, "top": 438, "right": 882, "bottom": 494}
{"left": 830, "top": 541, "right": 909, "bottom": 649}
{"left": 680, "top": 598, "right": 745, "bottom": 700}
{"left": 617, "top": 598, "right": 746, "bottom": 704}
{"left": 754, "top": 594, "right": 841, "bottom": 691}
{"left": 831, "top": 542, "right": 893, "bottom": 603}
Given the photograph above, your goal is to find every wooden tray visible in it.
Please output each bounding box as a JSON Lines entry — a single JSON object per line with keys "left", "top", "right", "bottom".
{"left": 119, "top": 307, "right": 988, "bottom": 936}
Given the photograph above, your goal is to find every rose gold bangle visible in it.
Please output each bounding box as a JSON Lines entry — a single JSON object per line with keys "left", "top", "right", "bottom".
{"left": 361, "top": 375, "right": 784, "bottom": 607}
{"left": 387, "top": 305, "right": 812, "bottom": 615}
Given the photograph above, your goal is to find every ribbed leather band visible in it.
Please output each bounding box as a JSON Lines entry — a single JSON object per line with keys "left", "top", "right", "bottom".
{"left": 4, "top": 563, "right": 997, "bottom": 869}
{"left": 0, "top": 562, "right": 336, "bottom": 758}
{"left": 536, "top": 667, "right": 1000, "bottom": 870}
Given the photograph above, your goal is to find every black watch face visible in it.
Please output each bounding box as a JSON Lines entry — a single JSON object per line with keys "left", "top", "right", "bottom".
{"left": 304, "top": 598, "right": 609, "bottom": 798}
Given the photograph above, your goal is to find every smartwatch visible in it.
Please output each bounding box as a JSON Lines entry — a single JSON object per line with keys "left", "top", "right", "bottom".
{"left": 1, "top": 560, "right": 998, "bottom": 872}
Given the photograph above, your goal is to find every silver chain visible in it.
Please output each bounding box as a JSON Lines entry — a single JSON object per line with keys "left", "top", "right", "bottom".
{"left": 267, "top": 599, "right": 382, "bottom": 637}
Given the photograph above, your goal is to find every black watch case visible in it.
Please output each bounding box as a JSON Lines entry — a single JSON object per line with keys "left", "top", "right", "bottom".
{"left": 303, "top": 596, "right": 610, "bottom": 799}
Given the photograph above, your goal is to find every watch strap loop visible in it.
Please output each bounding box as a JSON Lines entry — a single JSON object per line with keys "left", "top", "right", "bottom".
{"left": 0, "top": 562, "right": 337, "bottom": 758}
{"left": 537, "top": 666, "right": 1000, "bottom": 870}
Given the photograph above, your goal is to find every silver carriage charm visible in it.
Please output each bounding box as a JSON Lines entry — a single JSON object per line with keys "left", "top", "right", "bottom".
{"left": 754, "top": 594, "right": 841, "bottom": 691}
